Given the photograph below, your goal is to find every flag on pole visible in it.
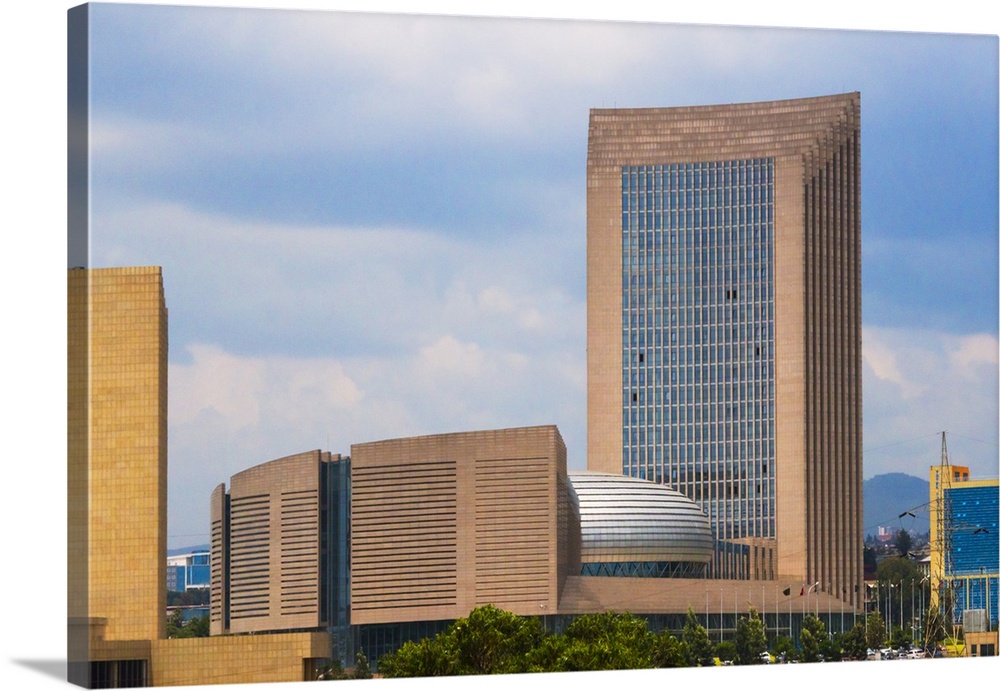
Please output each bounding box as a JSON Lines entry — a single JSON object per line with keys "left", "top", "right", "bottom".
{"left": 783, "top": 587, "right": 791, "bottom": 596}
{"left": 800, "top": 587, "right": 804, "bottom": 596}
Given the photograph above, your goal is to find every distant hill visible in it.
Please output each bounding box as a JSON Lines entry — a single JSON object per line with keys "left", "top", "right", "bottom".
{"left": 863, "top": 473, "right": 930, "bottom": 538}
{"left": 168, "top": 544, "right": 210, "bottom": 556}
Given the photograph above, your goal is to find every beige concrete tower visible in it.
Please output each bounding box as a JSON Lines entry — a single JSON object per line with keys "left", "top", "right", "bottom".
{"left": 68, "top": 267, "right": 169, "bottom": 645}
{"left": 586, "top": 94, "right": 862, "bottom": 607}
{"left": 68, "top": 266, "right": 334, "bottom": 686}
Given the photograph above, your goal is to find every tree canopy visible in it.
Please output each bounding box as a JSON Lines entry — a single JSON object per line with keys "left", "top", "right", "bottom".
{"left": 166, "top": 610, "right": 209, "bottom": 639}
{"left": 798, "top": 615, "right": 826, "bottom": 662}
{"left": 895, "top": 529, "right": 913, "bottom": 557}
{"left": 375, "top": 603, "right": 885, "bottom": 678}
{"left": 734, "top": 607, "right": 767, "bottom": 664}
{"left": 378, "top": 606, "right": 691, "bottom": 677}
{"left": 682, "top": 607, "right": 715, "bottom": 667}
{"left": 874, "top": 557, "right": 928, "bottom": 636}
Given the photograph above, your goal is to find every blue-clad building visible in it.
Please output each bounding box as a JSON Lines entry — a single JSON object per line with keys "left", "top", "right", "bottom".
{"left": 166, "top": 549, "right": 210, "bottom": 592}
{"left": 930, "top": 463, "right": 999, "bottom": 643}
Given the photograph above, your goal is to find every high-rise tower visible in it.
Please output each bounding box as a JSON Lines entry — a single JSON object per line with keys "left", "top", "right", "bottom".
{"left": 68, "top": 266, "right": 169, "bottom": 685}
{"left": 586, "top": 94, "right": 862, "bottom": 604}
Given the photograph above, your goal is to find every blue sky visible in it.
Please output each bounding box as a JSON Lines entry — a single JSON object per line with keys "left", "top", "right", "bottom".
{"left": 75, "top": 4, "right": 1000, "bottom": 550}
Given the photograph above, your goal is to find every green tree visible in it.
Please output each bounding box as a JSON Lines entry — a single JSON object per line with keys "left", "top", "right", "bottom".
{"left": 557, "top": 611, "right": 656, "bottom": 671}
{"left": 682, "top": 607, "right": 715, "bottom": 667}
{"left": 352, "top": 650, "right": 372, "bottom": 680}
{"left": 772, "top": 635, "right": 796, "bottom": 662}
{"left": 734, "top": 607, "right": 767, "bottom": 665}
{"left": 521, "top": 633, "right": 568, "bottom": 673}
{"left": 799, "top": 614, "right": 826, "bottom": 662}
{"left": 876, "top": 557, "right": 926, "bottom": 634}
{"left": 889, "top": 625, "right": 912, "bottom": 649}
{"left": 166, "top": 609, "right": 185, "bottom": 638}
{"left": 651, "top": 632, "right": 688, "bottom": 668}
{"left": 863, "top": 611, "right": 886, "bottom": 650}
{"left": 184, "top": 614, "right": 209, "bottom": 638}
{"left": 450, "top": 605, "right": 546, "bottom": 674}
{"left": 840, "top": 622, "right": 869, "bottom": 660}
{"left": 895, "top": 529, "right": 913, "bottom": 557}
{"left": 821, "top": 631, "right": 844, "bottom": 662}
{"left": 165, "top": 610, "right": 209, "bottom": 639}
{"left": 318, "top": 660, "right": 347, "bottom": 680}
{"left": 713, "top": 640, "right": 736, "bottom": 663}
{"left": 377, "top": 635, "right": 457, "bottom": 678}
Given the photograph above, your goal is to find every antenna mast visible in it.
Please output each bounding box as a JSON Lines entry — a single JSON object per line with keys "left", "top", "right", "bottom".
{"left": 938, "top": 431, "right": 956, "bottom": 643}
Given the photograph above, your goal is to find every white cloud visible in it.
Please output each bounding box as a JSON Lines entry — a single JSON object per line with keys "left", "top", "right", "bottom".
{"left": 91, "top": 200, "right": 584, "bottom": 357}
{"left": 476, "top": 285, "right": 545, "bottom": 331}
{"left": 862, "top": 332, "right": 925, "bottom": 399}
{"left": 950, "top": 333, "right": 1000, "bottom": 373}
{"left": 94, "top": 10, "right": 892, "bottom": 166}
{"left": 862, "top": 326, "right": 999, "bottom": 479}
{"left": 166, "top": 332, "right": 585, "bottom": 546}
{"left": 170, "top": 342, "right": 363, "bottom": 429}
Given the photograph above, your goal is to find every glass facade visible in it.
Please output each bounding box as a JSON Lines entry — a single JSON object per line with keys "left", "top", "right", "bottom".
{"left": 620, "top": 159, "right": 777, "bottom": 551}
{"left": 581, "top": 560, "right": 705, "bottom": 578}
{"left": 944, "top": 483, "right": 999, "bottom": 630}
{"left": 354, "top": 619, "right": 455, "bottom": 669}
{"left": 322, "top": 457, "right": 353, "bottom": 664}
{"left": 167, "top": 551, "right": 211, "bottom": 592}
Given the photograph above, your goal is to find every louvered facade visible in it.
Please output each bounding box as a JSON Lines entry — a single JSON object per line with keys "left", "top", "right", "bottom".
{"left": 349, "top": 426, "right": 574, "bottom": 625}
{"left": 210, "top": 450, "right": 350, "bottom": 636}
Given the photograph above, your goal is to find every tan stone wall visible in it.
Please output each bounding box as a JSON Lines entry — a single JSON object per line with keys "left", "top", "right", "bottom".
{"left": 68, "top": 267, "right": 168, "bottom": 644}
{"left": 68, "top": 271, "right": 91, "bottom": 672}
{"left": 150, "top": 632, "right": 331, "bottom": 686}
{"left": 558, "top": 575, "right": 845, "bottom": 618}
{"left": 350, "top": 426, "right": 570, "bottom": 624}
{"left": 964, "top": 630, "right": 998, "bottom": 657}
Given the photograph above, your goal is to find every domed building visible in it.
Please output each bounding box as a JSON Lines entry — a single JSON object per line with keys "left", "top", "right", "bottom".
{"left": 569, "top": 472, "right": 714, "bottom": 578}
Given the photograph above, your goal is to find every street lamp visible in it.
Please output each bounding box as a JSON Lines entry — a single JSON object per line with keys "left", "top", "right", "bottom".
{"left": 886, "top": 583, "right": 896, "bottom": 638}
{"left": 910, "top": 578, "right": 915, "bottom": 641}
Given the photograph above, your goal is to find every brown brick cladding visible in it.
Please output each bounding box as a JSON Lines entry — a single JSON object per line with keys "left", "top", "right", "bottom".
{"left": 350, "top": 425, "right": 572, "bottom": 625}
{"left": 586, "top": 94, "right": 862, "bottom": 607}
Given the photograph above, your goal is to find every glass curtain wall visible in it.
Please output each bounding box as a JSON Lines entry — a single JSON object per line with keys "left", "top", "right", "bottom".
{"left": 620, "top": 160, "right": 777, "bottom": 560}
